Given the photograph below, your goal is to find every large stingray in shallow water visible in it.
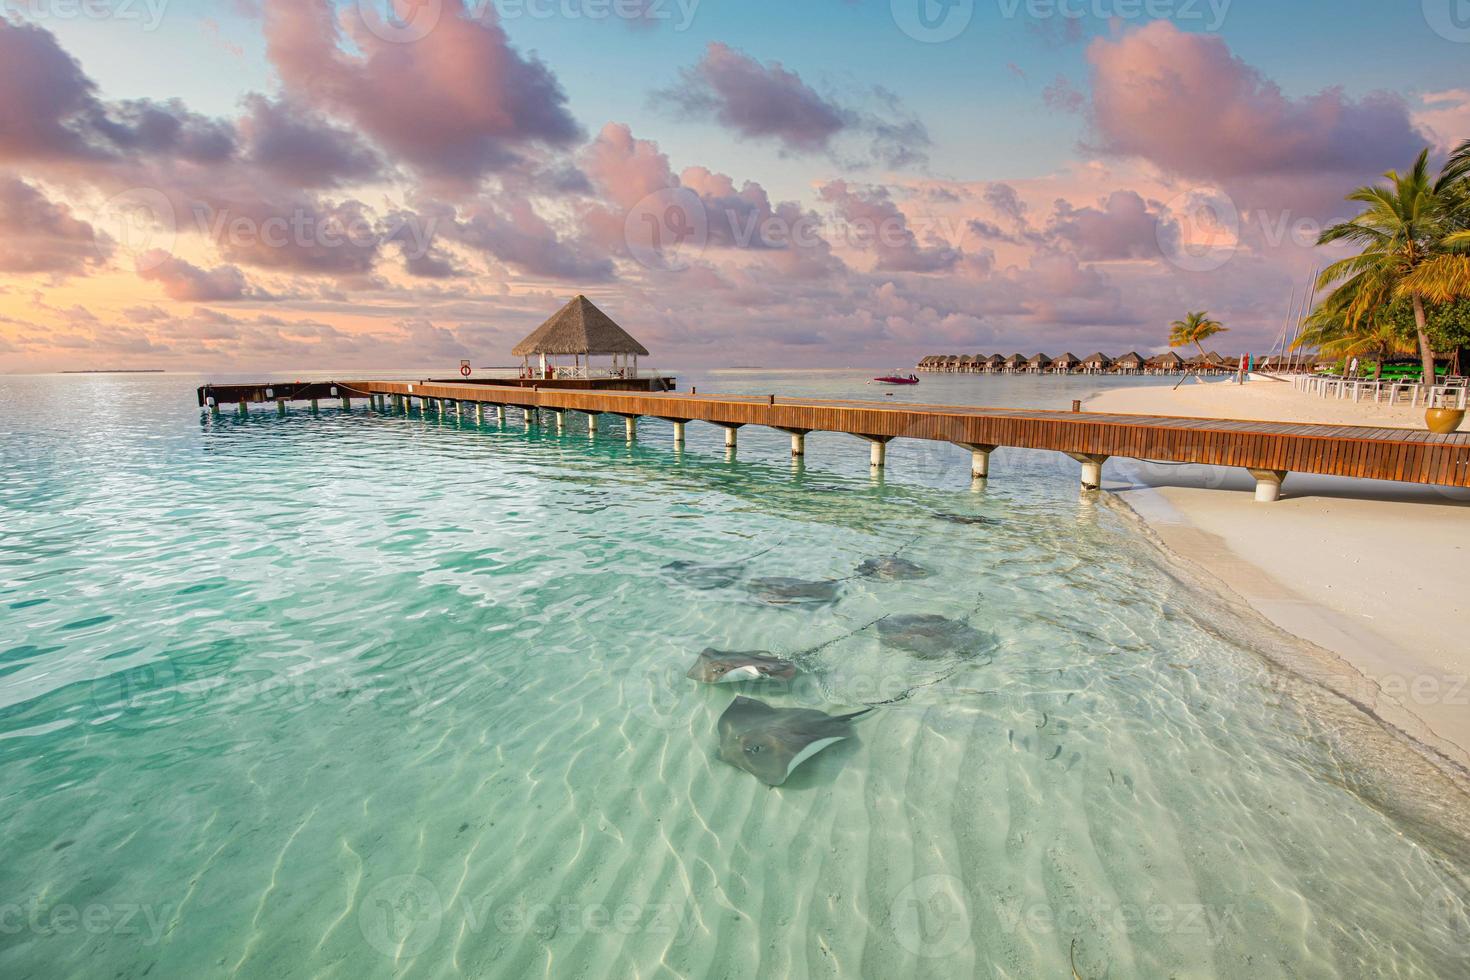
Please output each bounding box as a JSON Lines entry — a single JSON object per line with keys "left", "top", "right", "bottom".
{"left": 687, "top": 649, "right": 798, "bottom": 684}
{"left": 663, "top": 560, "right": 745, "bottom": 590}
{"left": 857, "top": 556, "right": 931, "bottom": 581}
{"left": 717, "top": 696, "right": 868, "bottom": 786}
{"left": 877, "top": 614, "right": 992, "bottom": 659}
{"left": 934, "top": 513, "right": 1000, "bottom": 527}
{"left": 747, "top": 577, "right": 841, "bottom": 605}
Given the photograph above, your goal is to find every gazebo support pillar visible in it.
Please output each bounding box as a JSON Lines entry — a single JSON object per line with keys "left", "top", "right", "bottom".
{"left": 1068, "top": 453, "right": 1110, "bottom": 492}
{"left": 956, "top": 443, "right": 998, "bottom": 479}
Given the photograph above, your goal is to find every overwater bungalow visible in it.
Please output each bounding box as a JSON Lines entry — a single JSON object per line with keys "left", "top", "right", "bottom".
{"left": 944, "top": 355, "right": 961, "bottom": 373}
{"left": 1146, "top": 351, "right": 1185, "bottom": 375}
{"left": 958, "top": 354, "right": 976, "bottom": 374}
{"left": 1003, "top": 354, "right": 1027, "bottom": 374}
{"left": 1026, "top": 353, "right": 1053, "bottom": 374}
{"left": 1080, "top": 352, "right": 1112, "bottom": 374}
{"left": 1112, "top": 352, "right": 1145, "bottom": 374}
{"left": 983, "top": 354, "right": 1005, "bottom": 373}
{"left": 513, "top": 294, "right": 650, "bottom": 381}
{"left": 1051, "top": 352, "right": 1080, "bottom": 374}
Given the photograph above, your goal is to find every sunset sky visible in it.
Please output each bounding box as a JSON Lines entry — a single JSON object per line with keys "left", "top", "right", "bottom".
{"left": 2, "top": 0, "right": 1468, "bottom": 373}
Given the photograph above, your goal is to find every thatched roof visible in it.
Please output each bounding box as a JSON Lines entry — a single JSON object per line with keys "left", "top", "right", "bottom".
{"left": 1113, "top": 352, "right": 1145, "bottom": 367}
{"left": 984, "top": 354, "right": 1005, "bottom": 365}
{"left": 1081, "top": 352, "right": 1112, "bottom": 365}
{"left": 1004, "top": 353, "right": 1027, "bottom": 366}
{"left": 1149, "top": 351, "right": 1184, "bottom": 365}
{"left": 1053, "top": 352, "right": 1080, "bottom": 364}
{"left": 512, "top": 295, "right": 649, "bottom": 357}
{"left": 1027, "top": 353, "right": 1053, "bottom": 365}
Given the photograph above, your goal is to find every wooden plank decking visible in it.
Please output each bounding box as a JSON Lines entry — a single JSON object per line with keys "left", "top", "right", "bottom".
{"left": 197, "top": 380, "right": 1470, "bottom": 489}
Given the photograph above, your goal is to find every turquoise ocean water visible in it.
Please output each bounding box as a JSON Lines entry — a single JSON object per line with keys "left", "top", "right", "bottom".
{"left": 1, "top": 370, "right": 1468, "bottom": 978}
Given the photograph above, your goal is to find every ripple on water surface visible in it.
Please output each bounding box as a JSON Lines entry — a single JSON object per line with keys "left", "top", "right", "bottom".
{"left": 0, "top": 373, "right": 1468, "bottom": 979}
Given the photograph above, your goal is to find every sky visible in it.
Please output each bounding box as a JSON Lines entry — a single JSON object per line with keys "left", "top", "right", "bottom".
{"left": 2, "top": 0, "right": 1468, "bottom": 372}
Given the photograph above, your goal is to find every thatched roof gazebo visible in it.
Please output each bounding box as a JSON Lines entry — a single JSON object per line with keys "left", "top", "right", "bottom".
{"left": 512, "top": 295, "right": 649, "bottom": 380}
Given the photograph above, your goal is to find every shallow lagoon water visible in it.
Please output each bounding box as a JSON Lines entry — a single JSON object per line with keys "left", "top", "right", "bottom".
{"left": 2, "top": 371, "right": 1469, "bottom": 978}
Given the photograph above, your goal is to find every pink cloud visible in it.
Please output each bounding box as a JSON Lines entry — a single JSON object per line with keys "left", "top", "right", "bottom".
{"left": 819, "top": 180, "right": 961, "bottom": 274}
{"left": 1084, "top": 22, "right": 1428, "bottom": 206}
{"left": 655, "top": 43, "right": 928, "bottom": 167}
{"left": 262, "top": 0, "right": 580, "bottom": 186}
{"left": 0, "top": 177, "right": 109, "bottom": 274}
{"left": 136, "top": 251, "right": 264, "bottom": 301}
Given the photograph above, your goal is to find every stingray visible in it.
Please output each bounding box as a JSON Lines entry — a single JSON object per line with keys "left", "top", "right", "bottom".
{"left": 663, "top": 560, "right": 745, "bottom": 590}
{"left": 748, "top": 577, "right": 842, "bottom": 605}
{"left": 857, "top": 556, "right": 931, "bottom": 581}
{"left": 935, "top": 513, "right": 1000, "bottom": 527}
{"left": 876, "top": 614, "right": 993, "bottom": 660}
{"left": 717, "top": 696, "right": 868, "bottom": 786}
{"left": 687, "top": 649, "right": 798, "bottom": 684}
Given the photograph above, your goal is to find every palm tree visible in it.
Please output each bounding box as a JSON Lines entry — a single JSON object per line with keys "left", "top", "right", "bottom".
{"left": 1168, "top": 311, "right": 1227, "bottom": 360}
{"left": 1297, "top": 307, "right": 1414, "bottom": 380}
{"left": 1315, "top": 148, "right": 1465, "bottom": 385}
{"left": 1400, "top": 139, "right": 1470, "bottom": 305}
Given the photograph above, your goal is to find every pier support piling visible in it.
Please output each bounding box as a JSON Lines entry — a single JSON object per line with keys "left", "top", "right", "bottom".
{"left": 779, "top": 428, "right": 810, "bottom": 457}
{"left": 957, "top": 443, "right": 997, "bottom": 479}
{"left": 1248, "top": 468, "right": 1288, "bottom": 503}
{"left": 586, "top": 412, "right": 598, "bottom": 434}
{"left": 672, "top": 421, "right": 686, "bottom": 444}
{"left": 475, "top": 404, "right": 485, "bottom": 424}
{"left": 238, "top": 401, "right": 248, "bottom": 417}
{"left": 1068, "top": 453, "right": 1110, "bottom": 492}
{"left": 861, "top": 436, "right": 892, "bottom": 469}
{"left": 497, "top": 404, "right": 506, "bottom": 424}
{"left": 276, "top": 400, "right": 287, "bottom": 417}
{"left": 625, "top": 416, "right": 638, "bottom": 441}
{"left": 717, "top": 425, "right": 740, "bottom": 449}
{"left": 554, "top": 410, "right": 565, "bottom": 433}
{"left": 342, "top": 396, "right": 351, "bottom": 411}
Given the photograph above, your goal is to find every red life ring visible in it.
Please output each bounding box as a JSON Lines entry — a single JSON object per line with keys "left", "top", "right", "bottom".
{"left": 460, "top": 363, "right": 472, "bottom": 378}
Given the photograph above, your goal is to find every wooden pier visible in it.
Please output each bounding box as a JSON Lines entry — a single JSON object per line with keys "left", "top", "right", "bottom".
{"left": 197, "top": 380, "right": 1470, "bottom": 500}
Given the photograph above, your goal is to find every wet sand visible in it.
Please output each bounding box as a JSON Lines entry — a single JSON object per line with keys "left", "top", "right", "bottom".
{"left": 1089, "top": 379, "right": 1470, "bottom": 769}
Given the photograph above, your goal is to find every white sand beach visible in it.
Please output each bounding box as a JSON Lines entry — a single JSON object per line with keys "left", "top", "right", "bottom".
{"left": 1090, "top": 379, "right": 1470, "bottom": 770}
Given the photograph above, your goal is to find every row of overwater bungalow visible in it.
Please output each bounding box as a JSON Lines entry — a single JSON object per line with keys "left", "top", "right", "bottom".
{"left": 917, "top": 352, "right": 1238, "bottom": 376}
